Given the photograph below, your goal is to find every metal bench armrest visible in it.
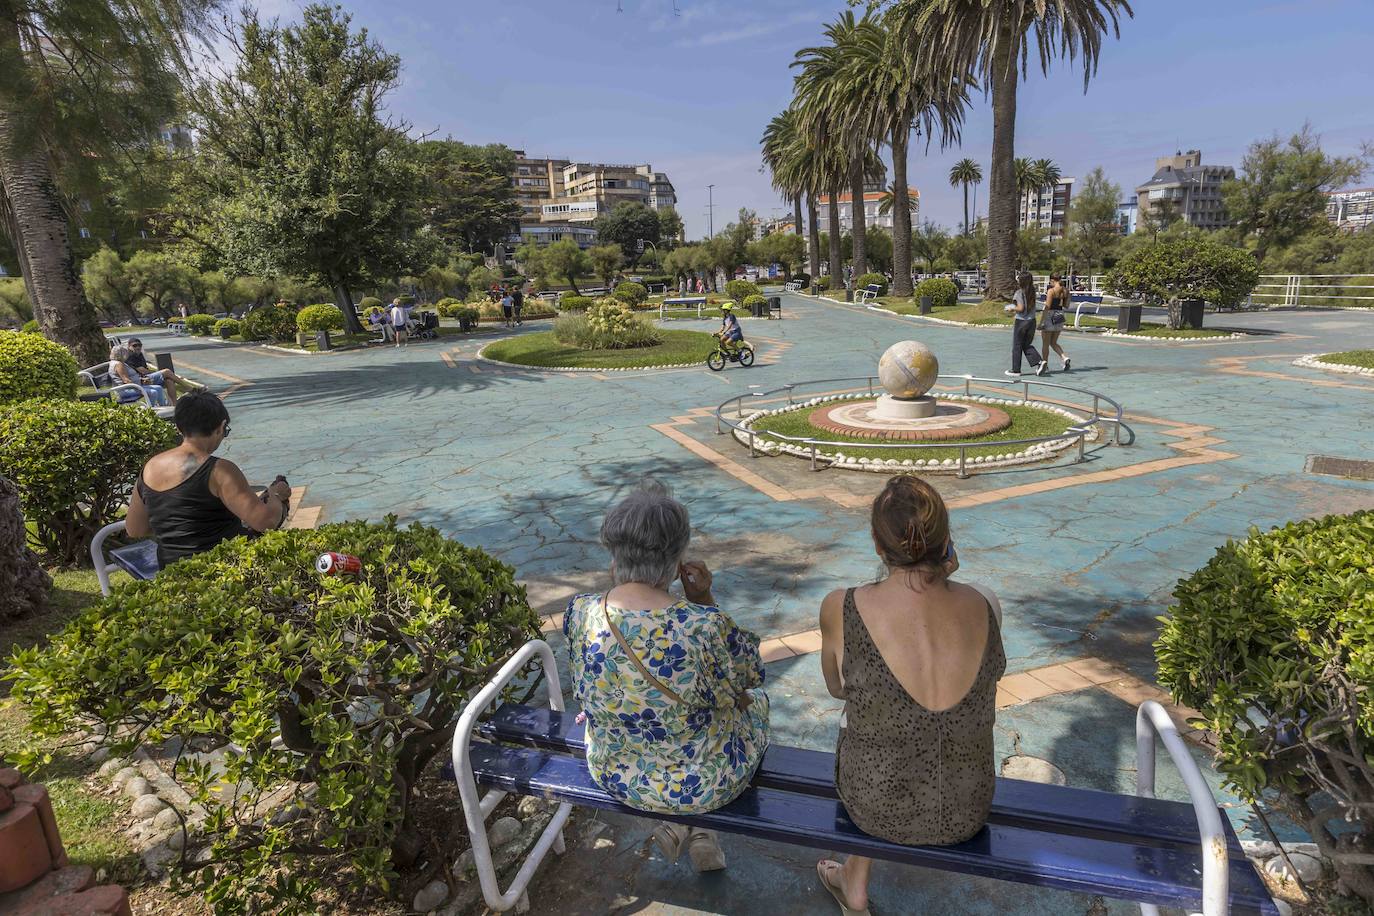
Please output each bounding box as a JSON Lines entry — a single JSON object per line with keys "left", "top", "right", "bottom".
{"left": 452, "top": 640, "right": 572, "bottom": 913}
{"left": 91, "top": 520, "right": 128, "bottom": 597}
{"left": 1136, "top": 700, "right": 1229, "bottom": 916}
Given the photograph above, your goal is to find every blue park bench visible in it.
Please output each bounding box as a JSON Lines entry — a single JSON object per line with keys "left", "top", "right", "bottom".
{"left": 1071, "top": 293, "right": 1107, "bottom": 327}
{"left": 452, "top": 640, "right": 1277, "bottom": 915}
{"left": 91, "top": 521, "right": 160, "bottom": 596}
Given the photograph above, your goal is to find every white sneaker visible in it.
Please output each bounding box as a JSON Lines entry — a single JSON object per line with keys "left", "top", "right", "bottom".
{"left": 1035, "top": 362, "right": 1048, "bottom": 376}
{"left": 1062, "top": 357, "right": 1072, "bottom": 371}
{"left": 1004, "top": 370, "right": 1021, "bottom": 378}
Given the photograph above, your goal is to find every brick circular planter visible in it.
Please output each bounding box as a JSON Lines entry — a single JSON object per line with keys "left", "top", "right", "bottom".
{"left": 810, "top": 401, "right": 1012, "bottom": 442}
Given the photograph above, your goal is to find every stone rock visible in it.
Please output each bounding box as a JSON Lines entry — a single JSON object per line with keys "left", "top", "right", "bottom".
{"left": 153, "top": 807, "right": 181, "bottom": 831}
{"left": 0, "top": 474, "right": 50, "bottom": 620}
{"left": 1273, "top": 900, "right": 1293, "bottom": 916}
{"left": 163, "top": 828, "right": 186, "bottom": 851}
{"left": 88, "top": 746, "right": 111, "bottom": 765}
{"left": 1264, "top": 851, "right": 1323, "bottom": 884}
{"left": 451, "top": 848, "right": 475, "bottom": 877}
{"left": 1240, "top": 839, "right": 1278, "bottom": 859}
{"left": 412, "top": 878, "right": 449, "bottom": 912}
{"left": 130, "top": 794, "right": 165, "bottom": 819}
{"left": 592, "top": 836, "right": 615, "bottom": 851}
{"left": 999, "top": 755, "right": 1067, "bottom": 786}
{"left": 141, "top": 842, "right": 178, "bottom": 879}
{"left": 111, "top": 766, "right": 139, "bottom": 789}
{"left": 123, "top": 777, "right": 153, "bottom": 799}
{"left": 489, "top": 815, "right": 521, "bottom": 848}
{"left": 98, "top": 758, "right": 127, "bottom": 778}
{"left": 516, "top": 796, "right": 547, "bottom": 819}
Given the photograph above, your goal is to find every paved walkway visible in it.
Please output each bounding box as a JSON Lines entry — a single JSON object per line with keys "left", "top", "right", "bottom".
{"left": 144, "top": 298, "right": 1374, "bottom": 914}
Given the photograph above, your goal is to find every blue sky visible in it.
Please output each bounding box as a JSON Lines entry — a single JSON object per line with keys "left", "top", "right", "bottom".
{"left": 250, "top": 0, "right": 1374, "bottom": 240}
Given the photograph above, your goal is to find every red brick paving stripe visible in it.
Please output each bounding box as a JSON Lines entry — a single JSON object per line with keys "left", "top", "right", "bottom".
{"left": 808, "top": 402, "right": 1012, "bottom": 442}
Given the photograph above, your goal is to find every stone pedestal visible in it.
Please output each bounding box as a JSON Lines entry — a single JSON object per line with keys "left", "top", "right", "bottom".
{"left": 875, "top": 395, "right": 936, "bottom": 420}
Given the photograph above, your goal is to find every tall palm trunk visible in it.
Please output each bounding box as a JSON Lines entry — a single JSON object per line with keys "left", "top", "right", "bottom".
{"left": 849, "top": 152, "right": 867, "bottom": 284}
{"left": 890, "top": 127, "right": 913, "bottom": 298}
{"left": 827, "top": 183, "right": 843, "bottom": 295}
{"left": 0, "top": 26, "right": 108, "bottom": 366}
{"left": 792, "top": 195, "right": 803, "bottom": 241}
{"left": 987, "top": 30, "right": 1019, "bottom": 300}
{"left": 962, "top": 182, "right": 971, "bottom": 237}
{"left": 806, "top": 194, "right": 821, "bottom": 283}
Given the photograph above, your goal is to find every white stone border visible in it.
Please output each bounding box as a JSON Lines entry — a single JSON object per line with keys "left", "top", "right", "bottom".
{"left": 731, "top": 391, "right": 1099, "bottom": 473}
{"left": 1100, "top": 329, "right": 1248, "bottom": 343}
{"left": 474, "top": 341, "right": 705, "bottom": 372}
{"left": 1293, "top": 353, "right": 1374, "bottom": 377}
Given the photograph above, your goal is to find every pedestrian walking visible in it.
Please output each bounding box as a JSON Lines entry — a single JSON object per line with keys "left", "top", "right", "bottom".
{"left": 1005, "top": 270, "right": 1045, "bottom": 378}
{"left": 512, "top": 286, "right": 525, "bottom": 326}
{"left": 501, "top": 288, "right": 514, "bottom": 328}
{"left": 389, "top": 297, "right": 408, "bottom": 348}
{"left": 1040, "top": 274, "right": 1071, "bottom": 371}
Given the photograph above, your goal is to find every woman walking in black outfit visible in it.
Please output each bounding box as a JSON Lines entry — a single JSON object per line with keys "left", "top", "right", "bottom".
{"left": 1006, "top": 269, "right": 1045, "bottom": 378}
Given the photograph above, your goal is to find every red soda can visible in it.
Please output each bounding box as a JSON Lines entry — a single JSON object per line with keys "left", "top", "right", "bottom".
{"left": 316, "top": 552, "right": 362, "bottom": 575}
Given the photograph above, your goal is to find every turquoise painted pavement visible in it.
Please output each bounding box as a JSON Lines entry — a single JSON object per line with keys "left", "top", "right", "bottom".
{"left": 140, "top": 296, "right": 1374, "bottom": 914}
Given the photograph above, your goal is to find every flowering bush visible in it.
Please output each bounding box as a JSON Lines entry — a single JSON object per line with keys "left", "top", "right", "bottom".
{"left": 554, "top": 299, "right": 662, "bottom": 350}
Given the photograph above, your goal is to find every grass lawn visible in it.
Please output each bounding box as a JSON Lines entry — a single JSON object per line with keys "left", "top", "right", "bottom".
{"left": 748, "top": 400, "right": 1074, "bottom": 463}
{"left": 1316, "top": 349, "right": 1374, "bottom": 368}
{"left": 1117, "top": 326, "right": 1234, "bottom": 339}
{"left": 876, "top": 297, "right": 1014, "bottom": 325}
{"left": 482, "top": 329, "right": 719, "bottom": 368}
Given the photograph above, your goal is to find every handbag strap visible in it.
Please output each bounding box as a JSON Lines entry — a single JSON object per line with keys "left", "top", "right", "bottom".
{"left": 602, "top": 596, "right": 685, "bottom": 705}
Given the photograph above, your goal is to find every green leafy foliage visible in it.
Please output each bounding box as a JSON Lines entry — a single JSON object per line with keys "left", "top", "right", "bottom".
{"left": 1106, "top": 237, "right": 1259, "bottom": 326}
{"left": 814, "top": 276, "right": 831, "bottom": 291}
{"left": 184, "top": 314, "right": 216, "bottom": 335}
{"left": 915, "top": 277, "right": 959, "bottom": 308}
{"left": 856, "top": 272, "right": 888, "bottom": 296}
{"left": 5, "top": 518, "right": 541, "bottom": 915}
{"left": 295, "top": 303, "right": 345, "bottom": 333}
{"left": 0, "top": 398, "right": 176, "bottom": 563}
{"left": 554, "top": 299, "right": 662, "bottom": 350}
{"left": 358, "top": 296, "right": 383, "bottom": 311}
{"left": 21, "top": 320, "right": 40, "bottom": 334}
{"left": 0, "top": 331, "right": 78, "bottom": 404}
{"left": 612, "top": 281, "right": 648, "bottom": 307}
{"left": 743, "top": 294, "right": 767, "bottom": 312}
{"left": 725, "top": 279, "right": 761, "bottom": 304}
{"left": 1157, "top": 511, "right": 1374, "bottom": 895}
{"left": 558, "top": 295, "right": 592, "bottom": 312}
{"left": 434, "top": 297, "right": 462, "bottom": 317}
{"left": 214, "top": 317, "right": 241, "bottom": 338}
{"left": 240, "top": 304, "right": 298, "bottom": 342}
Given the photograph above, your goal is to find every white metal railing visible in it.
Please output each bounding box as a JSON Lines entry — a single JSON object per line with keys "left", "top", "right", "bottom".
{"left": 452, "top": 640, "right": 573, "bottom": 913}
{"left": 1135, "top": 700, "right": 1230, "bottom": 916}
{"left": 1250, "top": 274, "right": 1374, "bottom": 307}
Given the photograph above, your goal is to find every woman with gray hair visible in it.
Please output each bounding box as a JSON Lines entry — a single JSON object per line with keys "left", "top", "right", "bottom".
{"left": 563, "top": 480, "right": 769, "bottom": 873}
{"left": 108, "top": 345, "right": 171, "bottom": 406}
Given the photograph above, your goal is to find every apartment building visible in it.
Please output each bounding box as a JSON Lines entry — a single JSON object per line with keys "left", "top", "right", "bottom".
{"left": 1017, "top": 177, "right": 1074, "bottom": 239}
{"left": 509, "top": 151, "right": 676, "bottom": 249}
{"left": 1326, "top": 187, "right": 1374, "bottom": 232}
{"left": 815, "top": 186, "right": 919, "bottom": 234}
{"left": 1134, "top": 150, "right": 1234, "bottom": 231}
{"left": 1116, "top": 199, "right": 1139, "bottom": 236}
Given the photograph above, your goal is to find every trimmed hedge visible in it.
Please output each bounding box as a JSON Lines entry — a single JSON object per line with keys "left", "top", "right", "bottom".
{"left": 5, "top": 517, "right": 540, "bottom": 913}
{"left": 0, "top": 398, "right": 178, "bottom": 563}
{"left": 857, "top": 272, "right": 888, "bottom": 296}
{"left": 1157, "top": 511, "right": 1374, "bottom": 898}
{"left": 725, "top": 279, "right": 761, "bottom": 303}
{"left": 743, "top": 294, "right": 766, "bottom": 313}
{"left": 559, "top": 295, "right": 592, "bottom": 312}
{"left": 357, "top": 296, "right": 383, "bottom": 311}
{"left": 240, "top": 304, "right": 298, "bottom": 343}
{"left": 296, "top": 303, "right": 345, "bottom": 333}
{"left": 214, "top": 318, "right": 241, "bottom": 339}
{"left": 613, "top": 281, "right": 648, "bottom": 307}
{"left": 435, "top": 297, "right": 462, "bottom": 317}
{"left": 915, "top": 277, "right": 959, "bottom": 308}
{"left": 814, "top": 276, "right": 832, "bottom": 291}
{"left": 0, "top": 331, "right": 78, "bottom": 405}
{"left": 185, "top": 314, "right": 217, "bottom": 336}
{"left": 21, "top": 320, "right": 39, "bottom": 334}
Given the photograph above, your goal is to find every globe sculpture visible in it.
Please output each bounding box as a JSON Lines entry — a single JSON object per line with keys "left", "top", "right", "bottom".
{"left": 875, "top": 340, "right": 939, "bottom": 419}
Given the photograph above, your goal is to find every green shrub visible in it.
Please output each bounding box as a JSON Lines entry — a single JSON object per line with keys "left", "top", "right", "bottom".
{"left": 21, "top": 319, "right": 39, "bottom": 334}
{"left": 0, "top": 398, "right": 177, "bottom": 564}
{"left": 791, "top": 272, "right": 810, "bottom": 287}
{"left": 725, "top": 279, "right": 761, "bottom": 304}
{"left": 559, "top": 294, "right": 592, "bottom": 312}
{"left": 743, "top": 294, "right": 766, "bottom": 312}
{"left": 857, "top": 272, "right": 889, "bottom": 296}
{"left": 0, "top": 331, "right": 78, "bottom": 405}
{"left": 554, "top": 299, "right": 662, "bottom": 350}
{"left": 295, "top": 303, "right": 345, "bottom": 334}
{"left": 396, "top": 294, "right": 417, "bottom": 307}
{"left": 915, "top": 277, "right": 959, "bottom": 308}
{"left": 184, "top": 314, "right": 217, "bottom": 336}
{"left": 1157, "top": 511, "right": 1374, "bottom": 899}
{"left": 613, "top": 281, "right": 648, "bottom": 307}
{"left": 240, "top": 304, "right": 298, "bottom": 343}
{"left": 357, "top": 296, "right": 383, "bottom": 311}
{"left": 5, "top": 517, "right": 540, "bottom": 915}
{"left": 435, "top": 297, "right": 462, "bottom": 317}
{"left": 1106, "top": 236, "right": 1259, "bottom": 328}
{"left": 814, "top": 276, "right": 831, "bottom": 291}
{"left": 456, "top": 306, "right": 480, "bottom": 325}
{"left": 214, "top": 318, "right": 241, "bottom": 339}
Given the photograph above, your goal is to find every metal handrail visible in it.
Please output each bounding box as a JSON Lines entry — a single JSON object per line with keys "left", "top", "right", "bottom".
{"left": 714, "top": 375, "right": 1125, "bottom": 478}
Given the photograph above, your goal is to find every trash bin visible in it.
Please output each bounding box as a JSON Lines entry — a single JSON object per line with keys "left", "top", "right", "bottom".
{"left": 919, "top": 295, "right": 933, "bottom": 315}
{"left": 315, "top": 330, "right": 333, "bottom": 351}
{"left": 767, "top": 296, "right": 781, "bottom": 319}
{"left": 1179, "top": 299, "right": 1205, "bottom": 329}
{"left": 750, "top": 298, "right": 768, "bottom": 318}
{"left": 1117, "top": 304, "right": 1143, "bottom": 332}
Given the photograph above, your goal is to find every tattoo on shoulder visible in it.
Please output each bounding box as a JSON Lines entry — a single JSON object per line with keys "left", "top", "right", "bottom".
{"left": 181, "top": 455, "right": 202, "bottom": 477}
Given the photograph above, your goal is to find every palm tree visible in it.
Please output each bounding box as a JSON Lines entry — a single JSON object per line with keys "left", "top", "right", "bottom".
{"left": 762, "top": 109, "right": 828, "bottom": 282}
{"left": 948, "top": 158, "right": 982, "bottom": 236}
{"left": 761, "top": 110, "right": 806, "bottom": 253}
{"left": 877, "top": 184, "right": 918, "bottom": 217}
{"left": 893, "top": 0, "right": 1132, "bottom": 299}
{"left": 1033, "top": 158, "right": 1062, "bottom": 192}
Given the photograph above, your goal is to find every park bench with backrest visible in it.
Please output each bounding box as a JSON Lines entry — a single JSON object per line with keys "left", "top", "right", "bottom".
{"left": 659, "top": 296, "right": 709, "bottom": 319}
{"left": 785, "top": 279, "right": 804, "bottom": 292}
{"left": 857, "top": 283, "right": 883, "bottom": 303}
{"left": 77, "top": 364, "right": 175, "bottom": 419}
{"left": 452, "top": 640, "right": 1277, "bottom": 915}
{"left": 90, "top": 520, "right": 159, "bottom": 596}
{"left": 1072, "top": 293, "right": 1106, "bottom": 327}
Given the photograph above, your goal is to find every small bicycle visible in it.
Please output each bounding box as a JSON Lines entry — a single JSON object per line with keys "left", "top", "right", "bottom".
{"left": 707, "top": 334, "right": 755, "bottom": 371}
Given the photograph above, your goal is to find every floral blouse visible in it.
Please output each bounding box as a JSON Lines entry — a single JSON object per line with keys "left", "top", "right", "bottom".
{"left": 563, "top": 593, "right": 770, "bottom": 814}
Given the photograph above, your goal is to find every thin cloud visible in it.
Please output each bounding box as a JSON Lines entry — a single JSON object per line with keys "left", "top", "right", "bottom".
{"left": 674, "top": 9, "right": 825, "bottom": 48}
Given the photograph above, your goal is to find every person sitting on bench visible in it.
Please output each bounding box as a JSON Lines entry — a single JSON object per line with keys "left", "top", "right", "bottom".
{"left": 108, "top": 345, "right": 172, "bottom": 406}
{"left": 815, "top": 475, "right": 1005, "bottom": 915}
{"left": 563, "top": 479, "right": 769, "bottom": 873}
{"left": 124, "top": 338, "right": 191, "bottom": 399}
{"left": 124, "top": 391, "right": 293, "bottom": 568}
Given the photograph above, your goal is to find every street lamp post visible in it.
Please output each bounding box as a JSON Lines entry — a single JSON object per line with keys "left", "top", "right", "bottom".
{"left": 707, "top": 184, "right": 715, "bottom": 238}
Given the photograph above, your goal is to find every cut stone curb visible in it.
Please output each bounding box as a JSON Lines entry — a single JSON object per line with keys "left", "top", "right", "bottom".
{"left": 1293, "top": 353, "right": 1374, "bottom": 377}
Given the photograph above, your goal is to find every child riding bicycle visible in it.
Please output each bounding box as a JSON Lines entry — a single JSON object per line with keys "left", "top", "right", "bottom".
{"left": 717, "top": 302, "right": 744, "bottom": 354}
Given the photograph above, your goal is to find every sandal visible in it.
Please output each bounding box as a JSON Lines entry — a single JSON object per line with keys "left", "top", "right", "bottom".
{"left": 687, "top": 829, "right": 726, "bottom": 872}
{"left": 650, "top": 823, "right": 688, "bottom": 862}
{"left": 817, "top": 860, "right": 871, "bottom": 915}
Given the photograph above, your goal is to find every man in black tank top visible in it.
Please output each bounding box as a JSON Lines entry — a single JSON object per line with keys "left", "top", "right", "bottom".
{"left": 125, "top": 391, "right": 294, "bottom": 568}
